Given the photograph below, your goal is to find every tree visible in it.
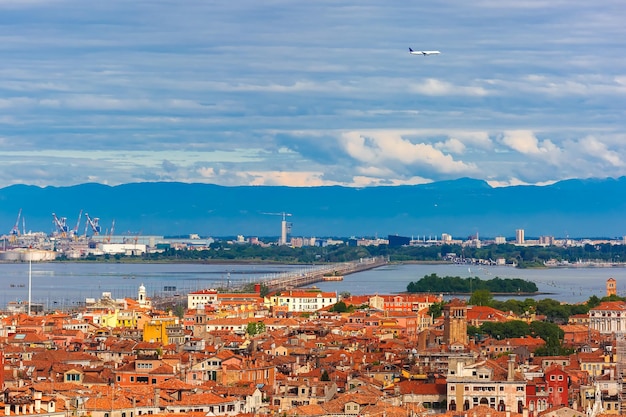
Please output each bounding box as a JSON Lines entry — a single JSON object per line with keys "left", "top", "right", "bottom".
{"left": 330, "top": 301, "right": 348, "bottom": 313}
{"left": 469, "top": 289, "right": 493, "bottom": 307}
{"left": 246, "top": 321, "right": 266, "bottom": 336}
{"left": 321, "top": 370, "right": 330, "bottom": 381}
{"left": 428, "top": 302, "right": 444, "bottom": 318}
{"left": 259, "top": 284, "right": 270, "bottom": 298}
{"left": 587, "top": 295, "right": 601, "bottom": 308}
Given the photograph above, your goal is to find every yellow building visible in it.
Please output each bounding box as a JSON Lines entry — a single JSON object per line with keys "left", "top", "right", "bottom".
{"left": 143, "top": 316, "right": 184, "bottom": 345}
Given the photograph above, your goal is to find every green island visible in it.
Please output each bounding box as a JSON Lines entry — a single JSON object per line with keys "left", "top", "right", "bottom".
{"left": 406, "top": 273, "right": 539, "bottom": 294}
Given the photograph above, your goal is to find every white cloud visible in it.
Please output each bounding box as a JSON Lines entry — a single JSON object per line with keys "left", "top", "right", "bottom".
{"left": 435, "top": 138, "right": 466, "bottom": 154}
{"left": 339, "top": 131, "right": 478, "bottom": 176}
{"left": 409, "top": 79, "right": 489, "bottom": 97}
{"left": 577, "top": 136, "right": 624, "bottom": 167}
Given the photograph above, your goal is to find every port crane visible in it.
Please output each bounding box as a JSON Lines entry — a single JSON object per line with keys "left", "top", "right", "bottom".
{"left": 84, "top": 213, "right": 101, "bottom": 236}
{"left": 52, "top": 213, "right": 69, "bottom": 238}
{"left": 262, "top": 212, "right": 293, "bottom": 245}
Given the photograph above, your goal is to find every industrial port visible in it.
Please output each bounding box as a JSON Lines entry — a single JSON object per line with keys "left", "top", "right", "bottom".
{"left": 0, "top": 208, "right": 217, "bottom": 261}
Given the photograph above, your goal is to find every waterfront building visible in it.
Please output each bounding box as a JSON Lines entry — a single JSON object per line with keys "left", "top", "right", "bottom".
{"left": 516, "top": 229, "right": 525, "bottom": 245}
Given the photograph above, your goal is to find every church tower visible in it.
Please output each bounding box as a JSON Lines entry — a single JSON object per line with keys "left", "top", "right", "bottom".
{"left": 138, "top": 283, "right": 147, "bottom": 307}
{"left": 607, "top": 278, "right": 617, "bottom": 297}
{"left": 443, "top": 298, "right": 468, "bottom": 346}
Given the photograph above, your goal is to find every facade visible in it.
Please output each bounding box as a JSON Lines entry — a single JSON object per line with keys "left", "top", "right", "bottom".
{"left": 368, "top": 293, "right": 442, "bottom": 313}
{"left": 447, "top": 355, "right": 526, "bottom": 413}
{"left": 544, "top": 365, "right": 569, "bottom": 407}
{"left": 187, "top": 288, "right": 219, "bottom": 309}
{"left": 265, "top": 290, "right": 337, "bottom": 313}
{"left": 516, "top": 229, "right": 525, "bottom": 245}
{"left": 143, "top": 316, "right": 185, "bottom": 345}
{"left": 589, "top": 301, "right": 626, "bottom": 336}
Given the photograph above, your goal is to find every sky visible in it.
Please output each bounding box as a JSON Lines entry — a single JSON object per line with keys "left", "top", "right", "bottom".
{"left": 0, "top": 0, "right": 625, "bottom": 189}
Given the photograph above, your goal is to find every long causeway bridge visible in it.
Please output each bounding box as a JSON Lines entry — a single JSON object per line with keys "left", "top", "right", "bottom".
{"left": 151, "top": 257, "right": 388, "bottom": 310}
{"left": 258, "top": 256, "right": 388, "bottom": 292}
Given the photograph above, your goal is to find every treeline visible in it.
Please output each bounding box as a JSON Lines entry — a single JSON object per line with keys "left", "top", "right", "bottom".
{"left": 406, "top": 273, "right": 538, "bottom": 294}
{"left": 469, "top": 320, "right": 570, "bottom": 356}
{"left": 70, "top": 240, "right": 626, "bottom": 266}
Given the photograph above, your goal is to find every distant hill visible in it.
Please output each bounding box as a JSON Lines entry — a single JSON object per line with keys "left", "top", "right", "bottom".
{"left": 1, "top": 177, "right": 625, "bottom": 239}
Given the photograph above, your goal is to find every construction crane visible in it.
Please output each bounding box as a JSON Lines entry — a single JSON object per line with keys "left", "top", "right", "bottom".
{"left": 84, "top": 213, "right": 101, "bottom": 236}
{"left": 52, "top": 213, "right": 69, "bottom": 238}
{"left": 9, "top": 208, "right": 22, "bottom": 243}
{"left": 105, "top": 219, "right": 115, "bottom": 243}
{"left": 71, "top": 210, "right": 82, "bottom": 240}
{"left": 262, "top": 212, "right": 293, "bottom": 245}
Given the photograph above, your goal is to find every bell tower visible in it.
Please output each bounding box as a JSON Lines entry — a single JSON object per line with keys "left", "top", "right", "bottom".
{"left": 138, "top": 283, "right": 147, "bottom": 307}
{"left": 607, "top": 278, "right": 617, "bottom": 297}
{"left": 443, "top": 298, "right": 468, "bottom": 345}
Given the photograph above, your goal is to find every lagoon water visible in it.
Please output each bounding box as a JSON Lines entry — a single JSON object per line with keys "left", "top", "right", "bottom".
{"left": 1, "top": 261, "right": 624, "bottom": 308}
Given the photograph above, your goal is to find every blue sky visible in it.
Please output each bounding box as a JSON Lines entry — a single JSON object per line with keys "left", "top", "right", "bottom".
{"left": 1, "top": 0, "right": 625, "bottom": 188}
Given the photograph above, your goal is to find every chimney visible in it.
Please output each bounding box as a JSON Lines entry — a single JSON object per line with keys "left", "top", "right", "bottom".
{"left": 154, "top": 388, "right": 160, "bottom": 408}
{"left": 508, "top": 354, "right": 516, "bottom": 381}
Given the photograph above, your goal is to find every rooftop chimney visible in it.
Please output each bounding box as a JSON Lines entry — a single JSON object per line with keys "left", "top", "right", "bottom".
{"left": 507, "top": 354, "right": 516, "bottom": 381}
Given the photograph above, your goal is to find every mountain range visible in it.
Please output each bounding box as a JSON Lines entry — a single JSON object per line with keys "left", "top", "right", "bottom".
{"left": 1, "top": 177, "right": 625, "bottom": 239}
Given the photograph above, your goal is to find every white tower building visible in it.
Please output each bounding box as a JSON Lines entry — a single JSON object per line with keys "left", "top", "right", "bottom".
{"left": 138, "top": 283, "right": 147, "bottom": 307}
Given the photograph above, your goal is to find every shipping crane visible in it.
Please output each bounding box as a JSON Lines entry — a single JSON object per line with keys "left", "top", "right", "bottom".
{"left": 262, "top": 212, "right": 293, "bottom": 245}
{"left": 84, "top": 213, "right": 101, "bottom": 236}
{"left": 52, "top": 213, "right": 69, "bottom": 238}
{"left": 9, "top": 208, "right": 22, "bottom": 243}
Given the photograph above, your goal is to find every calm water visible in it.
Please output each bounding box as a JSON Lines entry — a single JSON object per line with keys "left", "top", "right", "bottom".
{"left": 0, "top": 262, "right": 309, "bottom": 309}
{"left": 0, "top": 262, "right": 623, "bottom": 308}
{"left": 315, "top": 263, "right": 626, "bottom": 304}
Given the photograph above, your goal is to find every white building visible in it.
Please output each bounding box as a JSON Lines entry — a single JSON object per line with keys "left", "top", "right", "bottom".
{"left": 589, "top": 301, "right": 626, "bottom": 336}
{"left": 265, "top": 289, "right": 337, "bottom": 312}
{"left": 187, "top": 289, "right": 219, "bottom": 309}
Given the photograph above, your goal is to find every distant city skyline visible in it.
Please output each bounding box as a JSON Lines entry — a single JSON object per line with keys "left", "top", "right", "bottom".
{"left": 0, "top": 2, "right": 625, "bottom": 188}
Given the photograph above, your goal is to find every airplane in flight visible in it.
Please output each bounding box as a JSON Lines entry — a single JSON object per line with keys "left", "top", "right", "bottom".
{"left": 409, "top": 47, "right": 440, "bottom": 56}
